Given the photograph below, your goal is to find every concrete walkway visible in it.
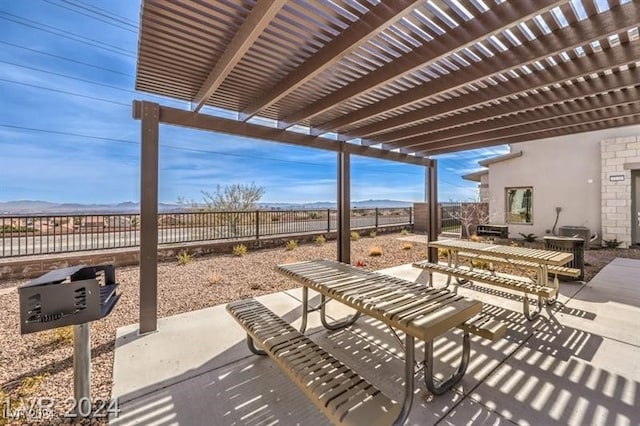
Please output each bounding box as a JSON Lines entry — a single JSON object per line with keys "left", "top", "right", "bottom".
{"left": 110, "top": 258, "right": 640, "bottom": 425}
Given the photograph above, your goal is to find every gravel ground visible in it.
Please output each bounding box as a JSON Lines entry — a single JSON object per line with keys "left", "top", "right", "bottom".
{"left": 0, "top": 232, "right": 638, "bottom": 424}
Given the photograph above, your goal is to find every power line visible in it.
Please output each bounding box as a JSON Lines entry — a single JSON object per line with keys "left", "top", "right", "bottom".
{"left": 0, "top": 59, "right": 187, "bottom": 107}
{"left": 0, "top": 78, "right": 130, "bottom": 107}
{"left": 41, "top": 0, "right": 137, "bottom": 33}
{"left": 0, "top": 12, "right": 135, "bottom": 57}
{"left": 62, "top": 0, "right": 137, "bottom": 26}
{"left": 0, "top": 40, "right": 131, "bottom": 77}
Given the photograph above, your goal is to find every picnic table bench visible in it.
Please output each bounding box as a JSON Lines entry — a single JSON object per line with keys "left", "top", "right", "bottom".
{"left": 227, "top": 259, "right": 507, "bottom": 425}
{"left": 414, "top": 240, "right": 575, "bottom": 320}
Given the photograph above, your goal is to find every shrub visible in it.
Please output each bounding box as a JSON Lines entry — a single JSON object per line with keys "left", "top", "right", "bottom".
{"left": 48, "top": 326, "right": 73, "bottom": 345}
{"left": 232, "top": 244, "right": 247, "bottom": 257}
{"left": 249, "top": 283, "right": 262, "bottom": 290}
{"left": 603, "top": 238, "right": 622, "bottom": 248}
{"left": 368, "top": 246, "right": 383, "bottom": 256}
{"left": 402, "top": 242, "right": 413, "bottom": 250}
{"left": 438, "top": 248, "right": 450, "bottom": 258}
{"left": 469, "top": 234, "right": 481, "bottom": 242}
{"left": 350, "top": 231, "right": 360, "bottom": 241}
{"left": 177, "top": 250, "right": 193, "bottom": 265}
{"left": 307, "top": 211, "right": 321, "bottom": 219}
{"left": 315, "top": 235, "right": 326, "bottom": 246}
{"left": 400, "top": 229, "right": 410, "bottom": 236}
{"left": 519, "top": 233, "right": 538, "bottom": 242}
{"left": 471, "top": 260, "right": 491, "bottom": 270}
{"left": 285, "top": 240, "right": 298, "bottom": 251}
{"left": 369, "top": 230, "right": 377, "bottom": 238}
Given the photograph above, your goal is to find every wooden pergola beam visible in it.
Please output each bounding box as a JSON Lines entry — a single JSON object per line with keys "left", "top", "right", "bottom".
{"left": 239, "top": 0, "right": 426, "bottom": 121}
{"left": 132, "top": 101, "right": 433, "bottom": 167}
{"left": 377, "top": 68, "right": 639, "bottom": 145}
{"left": 278, "top": 0, "right": 563, "bottom": 128}
{"left": 416, "top": 105, "right": 640, "bottom": 155}
{"left": 351, "top": 39, "right": 640, "bottom": 141}
{"left": 397, "top": 86, "right": 640, "bottom": 151}
{"left": 191, "top": 0, "right": 286, "bottom": 112}
{"left": 318, "top": 2, "right": 638, "bottom": 134}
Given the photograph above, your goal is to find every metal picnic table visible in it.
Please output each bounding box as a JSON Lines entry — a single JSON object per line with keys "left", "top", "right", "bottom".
{"left": 277, "top": 259, "right": 484, "bottom": 424}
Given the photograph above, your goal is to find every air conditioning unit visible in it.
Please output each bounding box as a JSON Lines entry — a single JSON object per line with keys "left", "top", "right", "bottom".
{"left": 559, "top": 226, "right": 595, "bottom": 250}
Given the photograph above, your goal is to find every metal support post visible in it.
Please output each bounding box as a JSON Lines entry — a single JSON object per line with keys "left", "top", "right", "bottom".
{"left": 73, "top": 323, "right": 91, "bottom": 415}
{"left": 337, "top": 151, "right": 351, "bottom": 264}
{"left": 139, "top": 101, "right": 159, "bottom": 334}
{"left": 427, "top": 161, "right": 438, "bottom": 263}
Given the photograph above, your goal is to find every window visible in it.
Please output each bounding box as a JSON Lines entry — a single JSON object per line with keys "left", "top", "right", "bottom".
{"left": 506, "top": 187, "right": 533, "bottom": 224}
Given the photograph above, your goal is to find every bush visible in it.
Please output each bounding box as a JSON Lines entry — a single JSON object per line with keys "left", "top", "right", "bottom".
{"left": 314, "top": 235, "right": 326, "bottom": 246}
{"left": 603, "top": 238, "right": 622, "bottom": 248}
{"left": 177, "top": 250, "right": 193, "bottom": 265}
{"left": 369, "top": 230, "right": 377, "bottom": 238}
{"left": 285, "top": 240, "right": 298, "bottom": 251}
{"left": 471, "top": 260, "right": 491, "bottom": 270}
{"left": 208, "top": 274, "right": 223, "bottom": 285}
{"left": 47, "top": 326, "right": 73, "bottom": 345}
{"left": 232, "top": 244, "right": 247, "bottom": 256}
{"left": 350, "top": 231, "right": 360, "bottom": 241}
{"left": 438, "top": 248, "right": 450, "bottom": 258}
{"left": 519, "top": 233, "right": 538, "bottom": 242}
{"left": 400, "top": 229, "right": 410, "bottom": 236}
{"left": 368, "top": 246, "right": 383, "bottom": 256}
{"left": 307, "top": 211, "right": 321, "bottom": 219}
{"left": 469, "top": 234, "right": 481, "bottom": 242}
{"left": 402, "top": 242, "right": 413, "bottom": 250}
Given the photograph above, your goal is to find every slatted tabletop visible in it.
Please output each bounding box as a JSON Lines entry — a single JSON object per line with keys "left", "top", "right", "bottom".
{"left": 428, "top": 239, "right": 573, "bottom": 266}
{"left": 277, "top": 259, "right": 482, "bottom": 342}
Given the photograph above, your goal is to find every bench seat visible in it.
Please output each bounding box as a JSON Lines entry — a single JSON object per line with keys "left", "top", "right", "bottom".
{"left": 456, "top": 252, "right": 581, "bottom": 278}
{"left": 227, "top": 298, "right": 401, "bottom": 426}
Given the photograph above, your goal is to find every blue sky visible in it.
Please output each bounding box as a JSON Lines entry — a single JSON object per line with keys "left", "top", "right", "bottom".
{"left": 0, "top": 1, "right": 509, "bottom": 205}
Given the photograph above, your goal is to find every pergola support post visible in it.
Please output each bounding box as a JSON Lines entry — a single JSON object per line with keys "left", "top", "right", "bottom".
{"left": 337, "top": 151, "right": 350, "bottom": 264}
{"left": 427, "top": 160, "right": 438, "bottom": 263}
{"left": 139, "top": 101, "right": 159, "bottom": 334}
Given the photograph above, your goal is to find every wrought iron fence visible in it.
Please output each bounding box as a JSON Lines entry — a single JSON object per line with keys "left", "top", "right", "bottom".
{"left": 440, "top": 202, "right": 463, "bottom": 234}
{"left": 0, "top": 207, "right": 412, "bottom": 257}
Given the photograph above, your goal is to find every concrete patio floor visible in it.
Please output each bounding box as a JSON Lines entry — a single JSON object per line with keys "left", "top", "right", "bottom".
{"left": 110, "top": 258, "right": 640, "bottom": 426}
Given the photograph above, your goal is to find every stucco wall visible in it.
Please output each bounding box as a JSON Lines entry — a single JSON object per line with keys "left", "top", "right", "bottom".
{"left": 487, "top": 125, "right": 640, "bottom": 240}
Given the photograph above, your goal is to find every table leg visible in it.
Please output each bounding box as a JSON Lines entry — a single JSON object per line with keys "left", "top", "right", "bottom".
{"left": 423, "top": 331, "right": 471, "bottom": 395}
{"left": 319, "top": 294, "right": 361, "bottom": 330}
{"left": 392, "top": 334, "right": 415, "bottom": 426}
{"left": 246, "top": 335, "right": 267, "bottom": 356}
{"left": 300, "top": 286, "right": 310, "bottom": 333}
{"left": 523, "top": 294, "right": 543, "bottom": 320}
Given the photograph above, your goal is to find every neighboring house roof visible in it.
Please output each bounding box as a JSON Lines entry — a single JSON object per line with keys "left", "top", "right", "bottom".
{"left": 462, "top": 169, "right": 489, "bottom": 182}
{"left": 478, "top": 151, "right": 523, "bottom": 167}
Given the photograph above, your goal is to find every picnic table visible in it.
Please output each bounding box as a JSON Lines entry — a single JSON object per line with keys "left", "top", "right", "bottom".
{"left": 270, "top": 259, "right": 505, "bottom": 425}
{"left": 414, "top": 239, "right": 575, "bottom": 319}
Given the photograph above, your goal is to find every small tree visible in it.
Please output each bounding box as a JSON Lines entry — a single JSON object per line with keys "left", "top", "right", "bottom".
{"left": 449, "top": 201, "right": 490, "bottom": 238}
{"left": 181, "top": 183, "right": 266, "bottom": 236}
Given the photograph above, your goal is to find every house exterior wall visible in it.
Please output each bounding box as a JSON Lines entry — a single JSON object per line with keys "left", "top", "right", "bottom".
{"left": 479, "top": 174, "right": 489, "bottom": 203}
{"left": 601, "top": 136, "right": 640, "bottom": 247}
{"left": 487, "top": 125, "right": 640, "bottom": 241}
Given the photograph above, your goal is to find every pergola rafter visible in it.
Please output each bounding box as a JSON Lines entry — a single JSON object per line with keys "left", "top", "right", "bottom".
{"left": 318, "top": 1, "right": 638, "bottom": 136}
{"left": 277, "top": 0, "right": 564, "bottom": 130}
{"left": 418, "top": 104, "right": 640, "bottom": 154}
{"left": 191, "top": 0, "right": 287, "bottom": 112}
{"left": 390, "top": 84, "right": 640, "bottom": 151}
{"left": 350, "top": 38, "right": 640, "bottom": 142}
{"left": 239, "top": 0, "right": 427, "bottom": 121}
{"left": 423, "top": 114, "right": 640, "bottom": 155}
{"left": 374, "top": 67, "right": 639, "bottom": 144}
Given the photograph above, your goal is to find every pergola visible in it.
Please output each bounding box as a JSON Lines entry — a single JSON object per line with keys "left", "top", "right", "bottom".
{"left": 133, "top": 0, "right": 640, "bottom": 333}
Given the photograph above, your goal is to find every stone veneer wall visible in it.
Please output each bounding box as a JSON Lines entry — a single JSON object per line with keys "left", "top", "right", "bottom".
{"left": 601, "top": 136, "right": 640, "bottom": 247}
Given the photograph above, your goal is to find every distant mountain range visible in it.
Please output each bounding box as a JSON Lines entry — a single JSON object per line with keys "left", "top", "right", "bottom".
{"left": 0, "top": 199, "right": 414, "bottom": 214}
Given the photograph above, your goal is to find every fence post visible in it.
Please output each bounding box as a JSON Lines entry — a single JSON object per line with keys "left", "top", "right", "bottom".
{"left": 375, "top": 208, "right": 379, "bottom": 229}
{"left": 255, "top": 211, "right": 260, "bottom": 240}
{"left": 327, "top": 209, "right": 331, "bottom": 233}
{"left": 409, "top": 207, "right": 413, "bottom": 225}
